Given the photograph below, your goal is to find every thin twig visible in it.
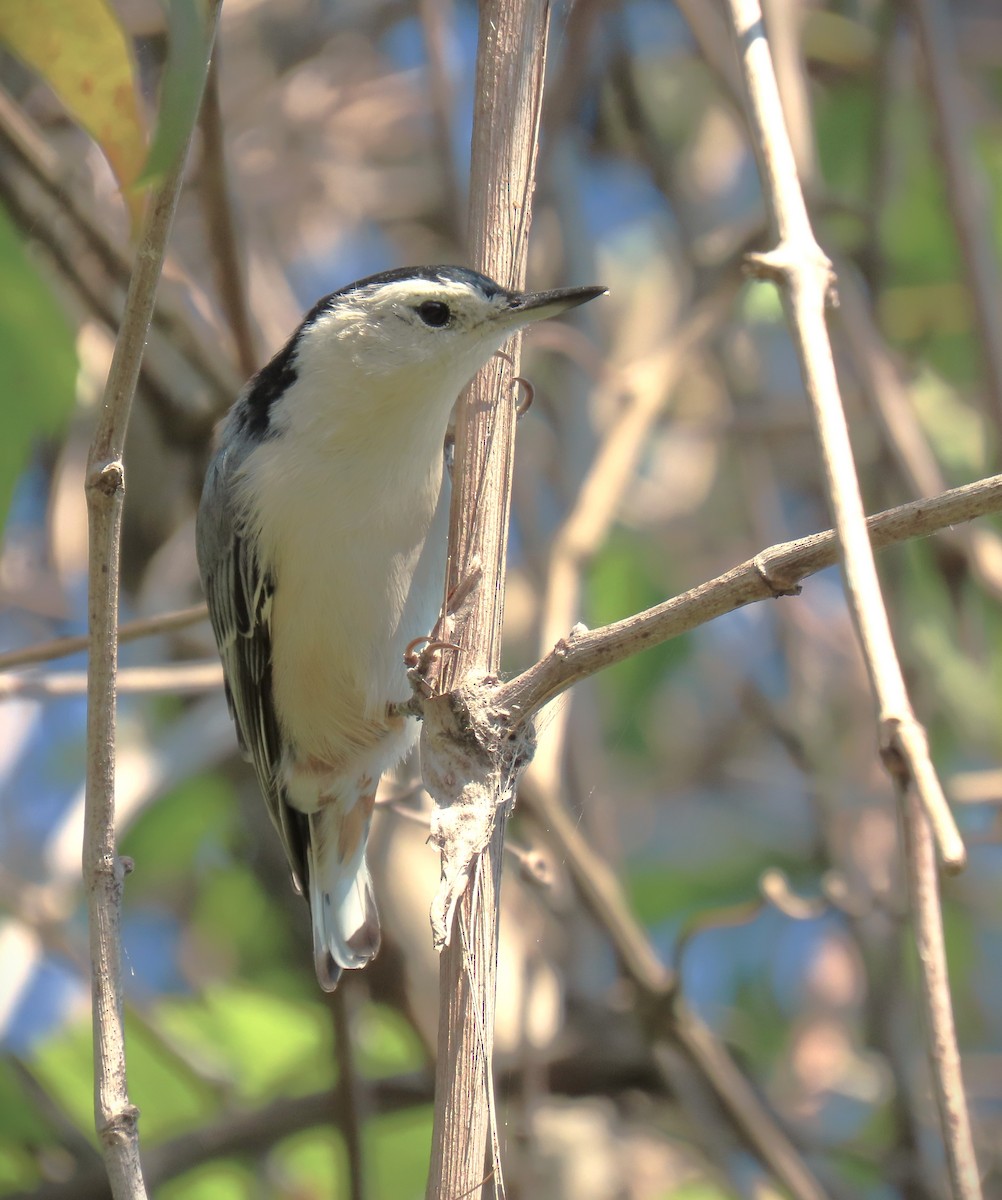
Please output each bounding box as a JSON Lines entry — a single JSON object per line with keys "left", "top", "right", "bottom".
{"left": 725, "top": 0, "right": 965, "bottom": 869}
{"left": 531, "top": 276, "right": 738, "bottom": 795}
{"left": 898, "top": 781, "right": 984, "bottom": 1197}
{"left": 722, "top": 1, "right": 981, "bottom": 1194}
{"left": 418, "top": 0, "right": 465, "bottom": 243}
{"left": 0, "top": 88, "right": 240, "bottom": 407}
{"left": 0, "top": 604, "right": 208, "bottom": 673}
{"left": 835, "top": 262, "right": 1002, "bottom": 602}
{"left": 196, "top": 56, "right": 258, "bottom": 378}
{"left": 909, "top": 0, "right": 1002, "bottom": 436}
{"left": 499, "top": 472, "right": 1002, "bottom": 723}
{"left": 424, "top": 0, "right": 551, "bottom": 1195}
{"left": 0, "top": 661, "right": 222, "bottom": 698}
{"left": 331, "top": 986, "right": 369, "bottom": 1200}
{"left": 518, "top": 777, "right": 831, "bottom": 1200}
{"left": 82, "top": 8, "right": 220, "bottom": 1198}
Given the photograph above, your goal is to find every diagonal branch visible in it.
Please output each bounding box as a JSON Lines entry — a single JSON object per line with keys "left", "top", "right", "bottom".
{"left": 721, "top": 1, "right": 981, "bottom": 1194}
{"left": 909, "top": 0, "right": 1002, "bottom": 436}
{"left": 499, "top": 472, "right": 1002, "bottom": 723}
{"left": 519, "top": 778, "right": 829, "bottom": 1200}
{"left": 723, "top": 0, "right": 963, "bottom": 871}
{"left": 0, "top": 604, "right": 208, "bottom": 673}
{"left": 0, "top": 89, "right": 240, "bottom": 408}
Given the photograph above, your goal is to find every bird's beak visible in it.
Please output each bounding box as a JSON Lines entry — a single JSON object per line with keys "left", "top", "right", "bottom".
{"left": 500, "top": 284, "right": 607, "bottom": 329}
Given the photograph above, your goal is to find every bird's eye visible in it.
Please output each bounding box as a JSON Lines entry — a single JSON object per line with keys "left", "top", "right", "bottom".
{"left": 416, "top": 300, "right": 452, "bottom": 328}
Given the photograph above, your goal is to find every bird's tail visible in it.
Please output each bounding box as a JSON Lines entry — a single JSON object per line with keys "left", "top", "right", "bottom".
{"left": 306, "top": 793, "right": 380, "bottom": 992}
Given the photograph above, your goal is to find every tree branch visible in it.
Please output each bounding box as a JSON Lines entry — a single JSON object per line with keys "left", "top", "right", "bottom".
{"left": 0, "top": 89, "right": 239, "bottom": 411}
{"left": 196, "top": 56, "right": 258, "bottom": 379}
{"left": 499, "top": 472, "right": 1002, "bottom": 721}
{"left": 0, "top": 604, "right": 209, "bottom": 674}
{"left": 82, "top": 8, "right": 220, "bottom": 1198}
{"left": 423, "top": 1, "right": 551, "bottom": 1195}
{"left": 519, "top": 775, "right": 830, "bottom": 1200}
{"left": 725, "top": 0, "right": 964, "bottom": 868}
{"left": 909, "top": 0, "right": 1002, "bottom": 436}
{"left": 721, "top": 1, "right": 981, "bottom": 1194}
{"left": 0, "top": 661, "right": 222, "bottom": 698}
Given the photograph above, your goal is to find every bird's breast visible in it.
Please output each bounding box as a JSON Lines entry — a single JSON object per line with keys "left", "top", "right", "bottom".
{"left": 258, "top": 449, "right": 447, "bottom": 769}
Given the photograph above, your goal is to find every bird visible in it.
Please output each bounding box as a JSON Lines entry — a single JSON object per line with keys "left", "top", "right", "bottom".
{"left": 196, "top": 265, "right": 605, "bottom": 990}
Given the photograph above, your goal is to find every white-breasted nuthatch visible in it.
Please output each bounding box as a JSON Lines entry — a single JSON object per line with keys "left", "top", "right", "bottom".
{"left": 196, "top": 265, "right": 605, "bottom": 990}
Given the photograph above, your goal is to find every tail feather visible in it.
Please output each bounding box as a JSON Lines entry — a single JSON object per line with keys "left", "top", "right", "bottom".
{"left": 307, "top": 806, "right": 380, "bottom": 993}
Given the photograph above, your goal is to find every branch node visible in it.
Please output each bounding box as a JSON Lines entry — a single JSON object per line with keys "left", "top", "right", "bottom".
{"left": 99, "top": 1104, "right": 141, "bottom": 1148}
{"left": 759, "top": 867, "right": 827, "bottom": 920}
{"left": 90, "top": 459, "right": 125, "bottom": 497}
{"left": 753, "top": 551, "right": 802, "bottom": 597}
{"left": 744, "top": 243, "right": 838, "bottom": 306}
{"left": 878, "top": 716, "right": 911, "bottom": 787}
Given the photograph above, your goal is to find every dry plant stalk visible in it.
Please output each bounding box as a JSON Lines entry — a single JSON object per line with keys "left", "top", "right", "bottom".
{"left": 423, "top": 0, "right": 550, "bottom": 1195}
{"left": 909, "top": 0, "right": 1002, "bottom": 430}
{"left": 83, "top": 12, "right": 220, "bottom": 1198}
{"left": 519, "top": 775, "right": 829, "bottom": 1200}
{"left": 0, "top": 90, "right": 239, "bottom": 407}
{"left": 499, "top": 473, "right": 1002, "bottom": 719}
{"left": 723, "top": 1, "right": 981, "bottom": 1195}
{"left": 0, "top": 603, "right": 208, "bottom": 673}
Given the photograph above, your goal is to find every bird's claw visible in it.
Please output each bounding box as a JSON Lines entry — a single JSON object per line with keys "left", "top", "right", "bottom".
{"left": 492, "top": 349, "right": 534, "bottom": 417}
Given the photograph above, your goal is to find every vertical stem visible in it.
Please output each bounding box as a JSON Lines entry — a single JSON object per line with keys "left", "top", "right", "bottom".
{"left": 197, "top": 54, "right": 259, "bottom": 379}
{"left": 909, "top": 0, "right": 1002, "bottom": 438}
{"left": 332, "top": 985, "right": 368, "bottom": 1200}
{"left": 724, "top": 1, "right": 980, "bottom": 1194}
{"left": 83, "top": 10, "right": 220, "bottom": 1198}
{"left": 426, "top": 1, "right": 551, "bottom": 1196}
{"left": 901, "top": 787, "right": 983, "bottom": 1199}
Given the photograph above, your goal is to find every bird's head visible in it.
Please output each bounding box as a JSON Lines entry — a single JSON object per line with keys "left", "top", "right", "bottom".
{"left": 292, "top": 265, "right": 606, "bottom": 403}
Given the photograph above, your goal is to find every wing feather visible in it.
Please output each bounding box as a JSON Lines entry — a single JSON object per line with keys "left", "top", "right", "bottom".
{"left": 197, "top": 446, "right": 308, "bottom": 891}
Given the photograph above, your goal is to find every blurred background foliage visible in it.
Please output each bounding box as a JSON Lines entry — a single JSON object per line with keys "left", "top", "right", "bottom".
{"left": 1, "top": 0, "right": 1001, "bottom": 1197}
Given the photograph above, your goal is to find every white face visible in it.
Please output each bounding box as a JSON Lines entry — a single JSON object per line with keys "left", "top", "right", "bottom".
{"left": 280, "top": 274, "right": 602, "bottom": 437}
{"left": 311, "top": 277, "right": 520, "bottom": 381}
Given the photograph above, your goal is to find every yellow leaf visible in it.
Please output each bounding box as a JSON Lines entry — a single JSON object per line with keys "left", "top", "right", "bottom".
{"left": 0, "top": 0, "right": 149, "bottom": 226}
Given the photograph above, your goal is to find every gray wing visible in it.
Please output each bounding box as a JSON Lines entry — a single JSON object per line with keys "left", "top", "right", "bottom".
{"left": 196, "top": 443, "right": 308, "bottom": 892}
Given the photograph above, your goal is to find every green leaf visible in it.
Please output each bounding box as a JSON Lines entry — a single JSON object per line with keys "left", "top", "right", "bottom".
{"left": 0, "top": 1141, "right": 41, "bottom": 1190}
{"left": 814, "top": 78, "right": 875, "bottom": 202}
{"left": 0, "top": 0, "right": 148, "bottom": 223}
{"left": 0, "top": 1060, "right": 59, "bottom": 1145}
{"left": 627, "top": 857, "right": 779, "bottom": 928}
{"left": 156, "top": 986, "right": 331, "bottom": 1100}
{"left": 368, "top": 1106, "right": 434, "bottom": 1200}
{"left": 270, "top": 1129, "right": 344, "bottom": 1198}
{"left": 32, "top": 1015, "right": 213, "bottom": 1142}
{"left": 29, "top": 1022, "right": 94, "bottom": 1135}
{"left": 139, "top": 0, "right": 211, "bottom": 187}
{"left": 587, "top": 530, "right": 692, "bottom": 753}
{"left": 190, "top": 864, "right": 289, "bottom": 973}
{"left": 121, "top": 772, "right": 236, "bottom": 894}
{"left": 0, "top": 205, "right": 77, "bottom": 535}
{"left": 158, "top": 1160, "right": 256, "bottom": 1200}
{"left": 353, "top": 1003, "right": 426, "bottom": 1078}
{"left": 664, "top": 1184, "right": 736, "bottom": 1200}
